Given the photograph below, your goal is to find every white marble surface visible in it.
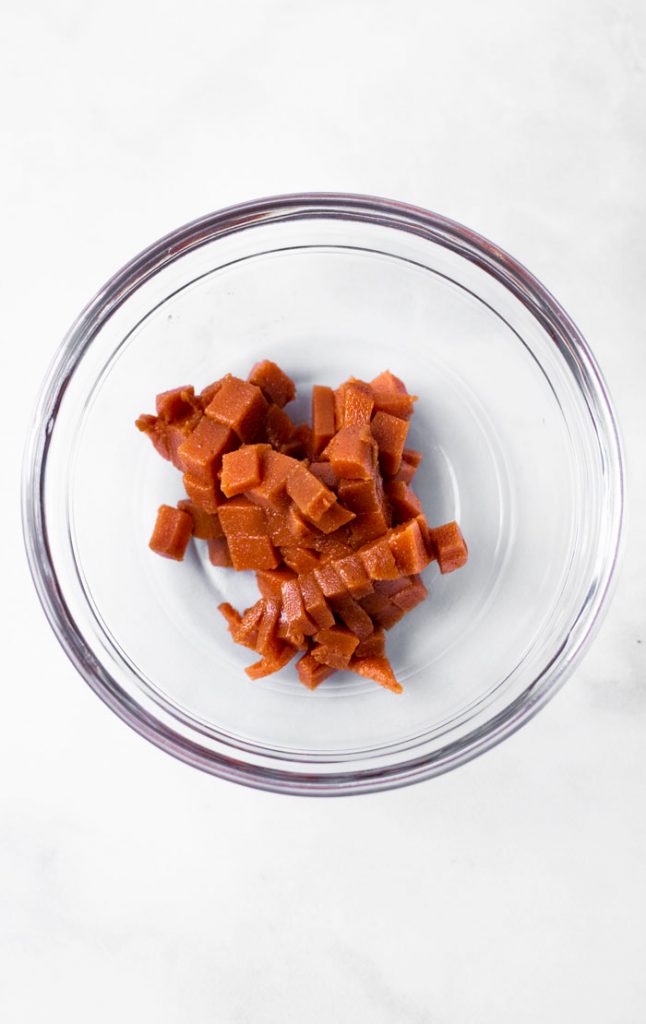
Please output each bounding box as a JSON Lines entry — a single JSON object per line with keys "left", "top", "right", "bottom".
{"left": 3, "top": 1, "right": 646, "bottom": 1020}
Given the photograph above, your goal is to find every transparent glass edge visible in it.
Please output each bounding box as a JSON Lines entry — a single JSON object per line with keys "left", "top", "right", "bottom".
{"left": 21, "top": 192, "right": 625, "bottom": 795}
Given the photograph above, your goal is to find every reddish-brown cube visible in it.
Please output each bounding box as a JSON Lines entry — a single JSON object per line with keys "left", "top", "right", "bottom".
{"left": 311, "top": 625, "right": 360, "bottom": 670}
{"left": 313, "top": 563, "right": 348, "bottom": 600}
{"left": 359, "top": 537, "right": 400, "bottom": 580}
{"left": 281, "top": 546, "right": 321, "bottom": 574}
{"left": 149, "top": 505, "right": 193, "bottom": 561}
{"left": 264, "top": 403, "right": 294, "bottom": 447}
{"left": 311, "top": 385, "right": 336, "bottom": 457}
{"left": 218, "top": 497, "right": 268, "bottom": 538}
{"left": 226, "top": 534, "right": 279, "bottom": 571}
{"left": 298, "top": 573, "right": 335, "bottom": 629}
{"left": 332, "top": 593, "right": 374, "bottom": 640}
{"left": 177, "top": 500, "right": 223, "bottom": 539}
{"left": 248, "top": 360, "right": 296, "bottom": 407}
{"left": 388, "top": 519, "right": 431, "bottom": 575}
{"left": 428, "top": 521, "right": 468, "bottom": 573}
{"left": 182, "top": 473, "right": 222, "bottom": 514}
{"left": 286, "top": 463, "right": 336, "bottom": 522}
{"left": 333, "top": 553, "right": 373, "bottom": 598}
{"left": 281, "top": 580, "right": 318, "bottom": 635}
{"left": 296, "top": 652, "right": 335, "bottom": 690}
{"left": 313, "top": 502, "right": 356, "bottom": 534}
{"left": 156, "top": 385, "right": 196, "bottom": 422}
{"left": 205, "top": 378, "right": 269, "bottom": 442}
{"left": 177, "top": 417, "right": 236, "bottom": 484}
{"left": 322, "top": 425, "right": 376, "bottom": 480}
{"left": 343, "top": 382, "right": 374, "bottom": 426}
{"left": 370, "top": 411, "right": 409, "bottom": 476}
{"left": 248, "top": 450, "right": 299, "bottom": 511}
{"left": 386, "top": 480, "right": 423, "bottom": 523}
{"left": 220, "top": 444, "right": 268, "bottom": 497}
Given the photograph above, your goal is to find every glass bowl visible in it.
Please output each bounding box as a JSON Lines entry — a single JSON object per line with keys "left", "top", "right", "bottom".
{"left": 22, "top": 194, "right": 624, "bottom": 795}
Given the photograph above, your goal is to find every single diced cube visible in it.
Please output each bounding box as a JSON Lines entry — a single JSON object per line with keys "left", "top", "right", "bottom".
{"left": 388, "top": 519, "right": 431, "bottom": 575}
{"left": 264, "top": 403, "right": 295, "bottom": 447}
{"left": 371, "top": 391, "right": 416, "bottom": 420}
{"left": 281, "top": 546, "right": 321, "bottom": 574}
{"left": 248, "top": 360, "right": 296, "bottom": 407}
{"left": 156, "top": 385, "right": 196, "bottom": 422}
{"left": 370, "top": 370, "right": 409, "bottom": 394}
{"left": 428, "top": 521, "right": 468, "bottom": 573}
{"left": 386, "top": 480, "right": 424, "bottom": 523}
{"left": 359, "top": 591, "right": 405, "bottom": 630}
{"left": 349, "top": 510, "right": 390, "bottom": 547}
{"left": 296, "top": 652, "right": 335, "bottom": 690}
{"left": 370, "top": 372, "right": 417, "bottom": 421}
{"left": 177, "top": 500, "right": 223, "bottom": 539}
{"left": 313, "top": 563, "right": 348, "bottom": 600}
{"left": 218, "top": 497, "right": 268, "bottom": 537}
{"left": 343, "top": 382, "right": 374, "bottom": 426}
{"left": 227, "top": 534, "right": 279, "bottom": 571}
{"left": 220, "top": 444, "right": 268, "bottom": 497}
{"left": 370, "top": 411, "right": 409, "bottom": 476}
{"left": 281, "top": 580, "right": 318, "bottom": 635}
{"left": 255, "top": 567, "right": 296, "bottom": 599}
{"left": 332, "top": 593, "right": 374, "bottom": 640}
{"left": 299, "top": 573, "right": 335, "bottom": 629}
{"left": 355, "top": 628, "right": 385, "bottom": 659}
{"left": 286, "top": 463, "right": 336, "bottom": 522}
{"left": 337, "top": 476, "right": 386, "bottom": 514}
{"left": 359, "top": 537, "right": 400, "bottom": 580}
{"left": 349, "top": 655, "right": 402, "bottom": 694}
{"left": 177, "top": 417, "right": 236, "bottom": 484}
{"left": 248, "top": 449, "right": 299, "bottom": 511}
{"left": 149, "top": 505, "right": 193, "bottom": 561}
{"left": 182, "top": 473, "right": 222, "bottom": 514}
{"left": 309, "top": 461, "right": 338, "bottom": 489}
{"left": 207, "top": 536, "right": 233, "bottom": 567}
{"left": 205, "top": 378, "right": 269, "bottom": 442}
{"left": 391, "top": 575, "right": 428, "bottom": 611}
{"left": 322, "top": 425, "right": 376, "bottom": 480}
{"left": 313, "top": 501, "right": 356, "bottom": 534}
{"left": 311, "top": 385, "right": 336, "bottom": 457}
{"left": 311, "top": 625, "right": 360, "bottom": 670}
{"left": 334, "top": 554, "right": 373, "bottom": 598}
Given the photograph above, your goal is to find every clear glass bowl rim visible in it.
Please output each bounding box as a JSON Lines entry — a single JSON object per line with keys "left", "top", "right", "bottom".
{"left": 21, "top": 192, "right": 625, "bottom": 796}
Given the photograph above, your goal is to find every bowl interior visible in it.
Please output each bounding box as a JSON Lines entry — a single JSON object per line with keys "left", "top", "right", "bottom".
{"left": 30, "top": 200, "right": 620, "bottom": 789}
